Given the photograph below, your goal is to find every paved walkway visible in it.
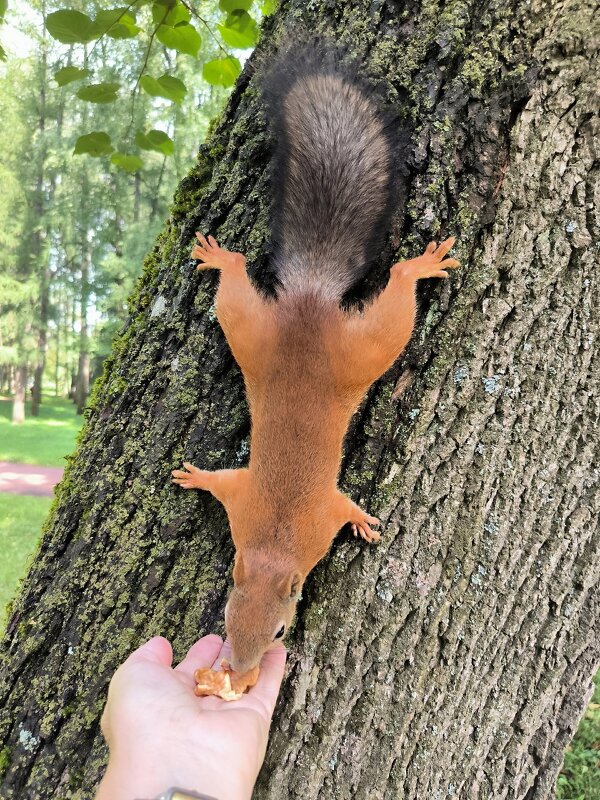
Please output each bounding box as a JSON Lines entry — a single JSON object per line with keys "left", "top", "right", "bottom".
{"left": 0, "top": 462, "right": 64, "bottom": 497}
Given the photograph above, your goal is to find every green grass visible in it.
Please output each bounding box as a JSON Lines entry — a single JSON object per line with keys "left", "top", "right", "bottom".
{"left": 0, "top": 493, "right": 50, "bottom": 624}
{"left": 0, "top": 394, "right": 83, "bottom": 467}
{"left": 557, "top": 673, "right": 600, "bottom": 800}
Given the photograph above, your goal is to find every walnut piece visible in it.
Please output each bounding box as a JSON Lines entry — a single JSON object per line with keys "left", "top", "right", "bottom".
{"left": 194, "top": 659, "right": 259, "bottom": 702}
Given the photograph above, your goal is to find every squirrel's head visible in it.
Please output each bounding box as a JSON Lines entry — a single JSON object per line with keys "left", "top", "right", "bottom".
{"left": 225, "top": 549, "right": 302, "bottom": 673}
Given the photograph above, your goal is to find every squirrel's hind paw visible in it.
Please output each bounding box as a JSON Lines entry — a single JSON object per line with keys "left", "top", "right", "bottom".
{"left": 394, "top": 237, "right": 460, "bottom": 281}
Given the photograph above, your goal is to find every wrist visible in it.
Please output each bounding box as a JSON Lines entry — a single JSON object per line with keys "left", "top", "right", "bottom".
{"left": 96, "top": 747, "right": 252, "bottom": 800}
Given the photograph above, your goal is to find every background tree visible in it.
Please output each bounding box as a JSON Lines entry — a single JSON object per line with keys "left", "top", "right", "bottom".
{"left": 0, "top": 0, "right": 236, "bottom": 416}
{"left": 0, "top": 0, "right": 598, "bottom": 798}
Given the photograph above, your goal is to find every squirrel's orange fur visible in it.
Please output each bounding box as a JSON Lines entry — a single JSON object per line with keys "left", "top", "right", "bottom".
{"left": 172, "top": 234, "right": 458, "bottom": 672}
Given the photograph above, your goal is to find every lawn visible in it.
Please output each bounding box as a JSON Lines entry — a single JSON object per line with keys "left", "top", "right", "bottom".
{"left": 0, "top": 493, "right": 51, "bottom": 624}
{"left": 557, "top": 673, "right": 600, "bottom": 800}
{"left": 0, "top": 394, "right": 82, "bottom": 466}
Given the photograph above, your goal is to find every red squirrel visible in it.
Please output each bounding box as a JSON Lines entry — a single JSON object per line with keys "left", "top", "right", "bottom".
{"left": 172, "top": 55, "right": 458, "bottom": 673}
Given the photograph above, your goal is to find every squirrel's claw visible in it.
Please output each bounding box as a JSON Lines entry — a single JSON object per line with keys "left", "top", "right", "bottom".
{"left": 351, "top": 523, "right": 381, "bottom": 543}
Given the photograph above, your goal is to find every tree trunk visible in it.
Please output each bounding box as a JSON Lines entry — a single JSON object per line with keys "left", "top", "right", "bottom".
{"left": 11, "top": 365, "right": 27, "bottom": 425}
{"left": 31, "top": 288, "right": 48, "bottom": 416}
{"left": 30, "top": 13, "right": 51, "bottom": 417}
{"left": 0, "top": 1, "right": 598, "bottom": 799}
{"left": 75, "top": 240, "right": 92, "bottom": 415}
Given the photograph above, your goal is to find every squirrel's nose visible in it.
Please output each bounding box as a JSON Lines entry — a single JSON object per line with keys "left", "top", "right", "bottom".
{"left": 230, "top": 655, "right": 257, "bottom": 674}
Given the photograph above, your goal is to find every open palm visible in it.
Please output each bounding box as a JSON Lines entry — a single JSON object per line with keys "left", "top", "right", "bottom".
{"left": 97, "top": 635, "right": 287, "bottom": 800}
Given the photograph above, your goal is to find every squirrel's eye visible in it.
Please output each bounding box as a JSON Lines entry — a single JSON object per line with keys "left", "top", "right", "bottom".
{"left": 274, "top": 625, "right": 285, "bottom": 640}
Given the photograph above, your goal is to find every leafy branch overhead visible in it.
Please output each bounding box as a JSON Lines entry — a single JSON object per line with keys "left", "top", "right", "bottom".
{"left": 45, "top": 0, "right": 271, "bottom": 171}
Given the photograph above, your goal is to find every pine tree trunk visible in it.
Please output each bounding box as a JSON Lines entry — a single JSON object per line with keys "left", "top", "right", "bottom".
{"left": 75, "top": 242, "right": 91, "bottom": 415}
{"left": 0, "top": 1, "right": 598, "bottom": 799}
{"left": 10, "top": 365, "right": 27, "bottom": 425}
{"left": 29, "top": 20, "right": 50, "bottom": 418}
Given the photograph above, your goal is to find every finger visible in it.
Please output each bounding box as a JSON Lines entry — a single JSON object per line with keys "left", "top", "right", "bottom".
{"left": 183, "top": 462, "right": 199, "bottom": 473}
{"left": 175, "top": 634, "right": 224, "bottom": 681}
{"left": 441, "top": 258, "right": 460, "bottom": 269}
{"left": 351, "top": 524, "right": 357, "bottom": 538}
{"left": 426, "top": 241, "right": 437, "bottom": 254}
{"left": 196, "top": 233, "right": 209, "bottom": 248}
{"left": 207, "top": 235, "right": 218, "bottom": 248}
{"left": 124, "top": 636, "right": 173, "bottom": 667}
{"left": 365, "top": 515, "right": 380, "bottom": 526}
{"left": 171, "top": 469, "right": 190, "bottom": 478}
{"left": 245, "top": 646, "right": 287, "bottom": 719}
{"left": 434, "top": 270, "right": 449, "bottom": 278}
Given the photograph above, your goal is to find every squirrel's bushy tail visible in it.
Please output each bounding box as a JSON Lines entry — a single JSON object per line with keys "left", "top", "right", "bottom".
{"left": 263, "top": 43, "right": 398, "bottom": 301}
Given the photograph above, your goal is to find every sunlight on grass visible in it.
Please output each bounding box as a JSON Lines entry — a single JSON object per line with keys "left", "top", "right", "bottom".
{"left": 0, "top": 494, "right": 50, "bottom": 626}
{"left": 0, "top": 395, "right": 83, "bottom": 467}
{"left": 556, "top": 674, "right": 600, "bottom": 800}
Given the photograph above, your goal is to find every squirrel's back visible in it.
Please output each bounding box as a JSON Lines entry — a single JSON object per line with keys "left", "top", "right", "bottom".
{"left": 264, "top": 45, "right": 398, "bottom": 301}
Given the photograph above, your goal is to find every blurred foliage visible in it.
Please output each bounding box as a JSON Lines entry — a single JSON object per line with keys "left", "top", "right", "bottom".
{"left": 0, "top": 0, "right": 268, "bottom": 413}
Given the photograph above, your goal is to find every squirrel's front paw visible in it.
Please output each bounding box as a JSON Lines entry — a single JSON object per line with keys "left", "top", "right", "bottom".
{"left": 171, "top": 462, "right": 206, "bottom": 489}
{"left": 349, "top": 506, "right": 381, "bottom": 544}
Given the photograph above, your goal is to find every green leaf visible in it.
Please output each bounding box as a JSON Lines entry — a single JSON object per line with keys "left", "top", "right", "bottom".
{"left": 155, "top": 22, "right": 200, "bottom": 56}
{"left": 260, "top": 0, "right": 277, "bottom": 15}
{"left": 139, "top": 74, "right": 186, "bottom": 104}
{"left": 93, "top": 8, "right": 141, "bottom": 39}
{"left": 153, "top": 0, "right": 177, "bottom": 6}
{"left": 46, "top": 10, "right": 98, "bottom": 44}
{"left": 202, "top": 56, "right": 241, "bottom": 87}
{"left": 0, "top": 44, "right": 6, "bottom": 62}
{"left": 54, "top": 66, "right": 91, "bottom": 86}
{"left": 217, "top": 10, "right": 258, "bottom": 49}
{"left": 76, "top": 82, "right": 120, "bottom": 103}
{"left": 135, "top": 129, "right": 174, "bottom": 155}
{"left": 152, "top": 2, "right": 189, "bottom": 26}
{"left": 111, "top": 152, "right": 144, "bottom": 172}
{"left": 0, "top": 0, "right": 7, "bottom": 24}
{"left": 73, "top": 132, "right": 114, "bottom": 157}
{"left": 219, "top": 0, "right": 252, "bottom": 11}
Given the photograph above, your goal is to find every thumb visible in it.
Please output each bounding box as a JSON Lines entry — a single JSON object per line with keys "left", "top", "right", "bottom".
{"left": 248, "top": 646, "right": 287, "bottom": 718}
{"left": 125, "top": 636, "right": 173, "bottom": 667}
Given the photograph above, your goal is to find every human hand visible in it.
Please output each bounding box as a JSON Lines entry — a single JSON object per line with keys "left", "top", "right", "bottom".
{"left": 96, "top": 634, "right": 287, "bottom": 800}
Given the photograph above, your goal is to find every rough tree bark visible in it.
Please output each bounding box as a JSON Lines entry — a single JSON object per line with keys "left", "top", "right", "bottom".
{"left": 0, "top": 1, "right": 598, "bottom": 798}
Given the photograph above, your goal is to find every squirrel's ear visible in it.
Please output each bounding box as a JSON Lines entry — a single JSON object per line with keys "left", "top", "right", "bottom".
{"left": 278, "top": 570, "right": 302, "bottom": 600}
{"left": 233, "top": 553, "right": 245, "bottom": 584}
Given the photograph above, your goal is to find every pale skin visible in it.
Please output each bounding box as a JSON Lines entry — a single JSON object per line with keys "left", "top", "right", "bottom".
{"left": 173, "top": 233, "right": 459, "bottom": 543}
{"left": 96, "top": 634, "right": 286, "bottom": 800}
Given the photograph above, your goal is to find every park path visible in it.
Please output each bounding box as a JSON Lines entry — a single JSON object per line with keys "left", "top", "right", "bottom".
{"left": 0, "top": 462, "right": 64, "bottom": 497}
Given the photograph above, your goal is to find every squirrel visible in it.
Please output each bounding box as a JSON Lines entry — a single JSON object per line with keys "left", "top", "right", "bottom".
{"left": 172, "top": 48, "right": 459, "bottom": 674}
